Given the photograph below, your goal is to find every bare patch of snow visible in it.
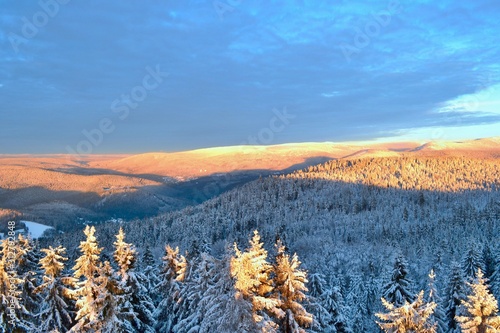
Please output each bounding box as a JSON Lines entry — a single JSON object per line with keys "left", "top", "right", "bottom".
{"left": 20, "top": 220, "right": 54, "bottom": 239}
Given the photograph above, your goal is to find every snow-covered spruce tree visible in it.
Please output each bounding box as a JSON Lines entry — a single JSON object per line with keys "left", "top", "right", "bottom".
{"left": 69, "top": 225, "right": 124, "bottom": 332}
{"left": 483, "top": 245, "right": 497, "bottom": 280}
{"left": 230, "top": 230, "right": 283, "bottom": 331}
{"left": 366, "top": 261, "right": 382, "bottom": 315}
{"left": 0, "top": 236, "right": 33, "bottom": 332}
{"left": 305, "top": 273, "right": 333, "bottom": 332}
{"left": 174, "top": 252, "right": 216, "bottom": 333}
{"left": 273, "top": 240, "right": 312, "bottom": 333}
{"left": 308, "top": 273, "right": 327, "bottom": 299}
{"left": 461, "top": 243, "right": 485, "bottom": 280}
{"left": 445, "top": 262, "right": 466, "bottom": 333}
{"left": 154, "top": 244, "right": 187, "bottom": 333}
{"left": 98, "top": 260, "right": 127, "bottom": 332}
{"left": 113, "top": 227, "right": 155, "bottom": 333}
{"left": 34, "top": 246, "right": 75, "bottom": 333}
{"left": 427, "top": 270, "right": 447, "bottom": 333}
{"left": 199, "top": 245, "right": 263, "bottom": 333}
{"left": 16, "top": 234, "right": 42, "bottom": 329}
{"left": 321, "top": 286, "right": 352, "bottom": 333}
{"left": 382, "top": 254, "right": 415, "bottom": 307}
{"left": 198, "top": 249, "right": 238, "bottom": 333}
{"left": 346, "top": 274, "right": 368, "bottom": 332}
{"left": 114, "top": 228, "right": 135, "bottom": 282}
{"left": 140, "top": 245, "right": 160, "bottom": 304}
{"left": 376, "top": 290, "right": 437, "bottom": 333}
{"left": 490, "top": 248, "right": 500, "bottom": 301}
{"left": 455, "top": 269, "right": 500, "bottom": 332}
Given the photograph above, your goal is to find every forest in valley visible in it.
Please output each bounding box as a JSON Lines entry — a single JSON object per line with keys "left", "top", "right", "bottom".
{"left": 1, "top": 155, "right": 500, "bottom": 332}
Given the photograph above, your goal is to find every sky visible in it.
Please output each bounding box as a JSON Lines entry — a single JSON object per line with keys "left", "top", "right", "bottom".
{"left": 0, "top": 0, "right": 499, "bottom": 154}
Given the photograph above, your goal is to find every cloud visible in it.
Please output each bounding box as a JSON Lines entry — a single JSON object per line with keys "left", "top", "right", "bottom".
{"left": 0, "top": 0, "right": 499, "bottom": 153}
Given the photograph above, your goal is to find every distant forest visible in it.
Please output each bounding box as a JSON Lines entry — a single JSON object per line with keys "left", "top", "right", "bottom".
{"left": 1, "top": 155, "right": 500, "bottom": 332}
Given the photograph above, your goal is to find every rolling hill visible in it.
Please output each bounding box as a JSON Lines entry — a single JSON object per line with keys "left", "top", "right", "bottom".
{"left": 0, "top": 137, "right": 498, "bottom": 229}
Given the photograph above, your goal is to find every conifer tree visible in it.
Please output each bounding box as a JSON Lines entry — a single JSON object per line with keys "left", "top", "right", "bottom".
{"left": 307, "top": 273, "right": 327, "bottom": 299}
{"left": 427, "top": 269, "right": 447, "bottom": 333}
{"left": 376, "top": 290, "right": 437, "bottom": 333}
{"left": 490, "top": 249, "right": 500, "bottom": 301}
{"left": 154, "top": 244, "right": 187, "bottom": 333}
{"left": 114, "top": 228, "right": 135, "bottom": 283}
{"left": 0, "top": 236, "right": 32, "bottom": 332}
{"left": 113, "top": 227, "right": 155, "bottom": 333}
{"left": 273, "top": 240, "right": 313, "bottom": 333}
{"left": 16, "top": 234, "right": 42, "bottom": 329}
{"left": 199, "top": 244, "right": 268, "bottom": 333}
{"left": 175, "top": 252, "right": 216, "bottom": 333}
{"left": 141, "top": 245, "right": 160, "bottom": 304}
{"left": 461, "top": 243, "right": 485, "bottom": 280}
{"left": 98, "top": 260, "right": 126, "bottom": 332}
{"left": 305, "top": 273, "right": 333, "bottom": 332}
{"left": 346, "top": 274, "right": 368, "bottom": 332}
{"left": 34, "top": 246, "right": 75, "bottom": 333}
{"left": 382, "top": 254, "right": 415, "bottom": 306}
{"left": 230, "top": 230, "right": 283, "bottom": 331}
{"left": 199, "top": 250, "right": 244, "bottom": 333}
{"left": 322, "top": 287, "right": 352, "bottom": 333}
{"left": 445, "top": 262, "right": 466, "bottom": 333}
{"left": 70, "top": 225, "right": 123, "bottom": 332}
{"left": 456, "top": 269, "right": 500, "bottom": 333}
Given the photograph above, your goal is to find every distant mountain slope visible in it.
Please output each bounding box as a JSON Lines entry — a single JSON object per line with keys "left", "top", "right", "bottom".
{"left": 1, "top": 137, "right": 498, "bottom": 228}
{"left": 90, "top": 137, "right": 500, "bottom": 178}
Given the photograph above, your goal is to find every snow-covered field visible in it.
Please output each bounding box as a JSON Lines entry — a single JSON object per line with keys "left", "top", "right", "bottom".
{"left": 20, "top": 220, "right": 54, "bottom": 239}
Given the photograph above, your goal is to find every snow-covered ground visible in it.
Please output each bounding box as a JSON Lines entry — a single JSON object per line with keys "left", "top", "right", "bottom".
{"left": 20, "top": 220, "right": 54, "bottom": 239}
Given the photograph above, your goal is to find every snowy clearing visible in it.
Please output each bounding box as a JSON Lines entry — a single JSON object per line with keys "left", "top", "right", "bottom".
{"left": 20, "top": 220, "right": 54, "bottom": 239}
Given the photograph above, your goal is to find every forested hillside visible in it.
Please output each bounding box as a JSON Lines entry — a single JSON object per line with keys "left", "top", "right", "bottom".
{"left": 2, "top": 155, "right": 500, "bottom": 332}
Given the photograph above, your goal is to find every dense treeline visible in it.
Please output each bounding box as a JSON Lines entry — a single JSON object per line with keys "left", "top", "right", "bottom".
{"left": 2, "top": 227, "right": 500, "bottom": 332}
{"left": 292, "top": 156, "right": 500, "bottom": 192}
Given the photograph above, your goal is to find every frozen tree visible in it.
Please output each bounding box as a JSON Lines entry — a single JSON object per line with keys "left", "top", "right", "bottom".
{"left": 175, "top": 252, "right": 216, "bottom": 333}
{"left": 16, "top": 234, "right": 42, "bottom": 329}
{"left": 273, "top": 240, "right": 313, "bottom": 333}
{"left": 445, "top": 262, "right": 466, "bottom": 333}
{"left": 305, "top": 273, "right": 333, "bottom": 332}
{"left": 382, "top": 254, "right": 415, "bottom": 306}
{"left": 114, "top": 227, "right": 136, "bottom": 283}
{"left": 346, "top": 274, "right": 368, "bottom": 332}
{"left": 376, "top": 290, "right": 437, "bottom": 333}
{"left": 198, "top": 243, "right": 272, "bottom": 333}
{"left": 490, "top": 249, "right": 500, "bottom": 301}
{"left": 321, "top": 286, "right": 352, "bottom": 333}
{"left": 69, "top": 225, "right": 123, "bottom": 332}
{"left": 455, "top": 269, "right": 500, "bottom": 333}
{"left": 114, "top": 227, "right": 155, "bottom": 333}
{"left": 154, "top": 244, "right": 187, "bottom": 333}
{"left": 308, "top": 273, "right": 327, "bottom": 299}
{"left": 427, "top": 269, "right": 447, "bottom": 333}
{"left": 0, "top": 236, "right": 33, "bottom": 332}
{"left": 140, "top": 245, "right": 160, "bottom": 304}
{"left": 461, "top": 243, "right": 485, "bottom": 280}
{"left": 34, "top": 246, "right": 75, "bottom": 333}
{"left": 99, "top": 260, "right": 127, "bottom": 332}
{"left": 230, "top": 230, "right": 283, "bottom": 331}
{"left": 483, "top": 245, "right": 496, "bottom": 279}
{"left": 199, "top": 251, "right": 247, "bottom": 333}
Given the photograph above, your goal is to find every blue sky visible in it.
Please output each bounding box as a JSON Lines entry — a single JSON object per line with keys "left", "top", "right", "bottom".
{"left": 0, "top": 0, "right": 499, "bottom": 153}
